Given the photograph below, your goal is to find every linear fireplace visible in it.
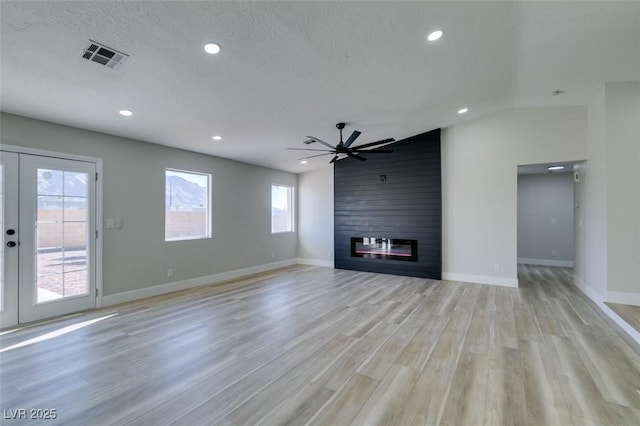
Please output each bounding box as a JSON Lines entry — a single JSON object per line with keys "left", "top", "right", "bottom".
{"left": 351, "top": 237, "right": 418, "bottom": 262}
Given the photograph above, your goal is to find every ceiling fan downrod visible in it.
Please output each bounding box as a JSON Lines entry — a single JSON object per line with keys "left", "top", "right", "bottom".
{"left": 336, "top": 122, "right": 345, "bottom": 145}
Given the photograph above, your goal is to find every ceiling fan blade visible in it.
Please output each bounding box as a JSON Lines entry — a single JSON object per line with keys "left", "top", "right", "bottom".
{"left": 353, "top": 149, "right": 393, "bottom": 153}
{"left": 287, "top": 148, "right": 335, "bottom": 152}
{"left": 329, "top": 155, "right": 339, "bottom": 164}
{"left": 352, "top": 138, "right": 395, "bottom": 150}
{"left": 343, "top": 130, "right": 361, "bottom": 148}
{"left": 347, "top": 152, "right": 368, "bottom": 161}
{"left": 301, "top": 152, "right": 334, "bottom": 160}
{"left": 306, "top": 136, "right": 337, "bottom": 150}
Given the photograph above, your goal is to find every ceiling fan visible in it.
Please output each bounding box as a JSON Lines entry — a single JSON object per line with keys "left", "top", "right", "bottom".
{"left": 288, "top": 122, "right": 395, "bottom": 164}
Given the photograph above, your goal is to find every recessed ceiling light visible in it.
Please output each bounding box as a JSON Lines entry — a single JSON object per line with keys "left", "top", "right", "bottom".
{"left": 458, "top": 108, "right": 468, "bottom": 114}
{"left": 427, "top": 30, "right": 444, "bottom": 42}
{"left": 203, "top": 43, "right": 221, "bottom": 55}
{"left": 119, "top": 109, "right": 133, "bottom": 117}
{"left": 300, "top": 159, "right": 308, "bottom": 164}
{"left": 547, "top": 165, "right": 566, "bottom": 171}
{"left": 212, "top": 135, "right": 222, "bottom": 141}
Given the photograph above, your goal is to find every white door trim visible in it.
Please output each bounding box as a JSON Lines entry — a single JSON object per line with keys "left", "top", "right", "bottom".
{"left": 0, "top": 152, "right": 20, "bottom": 327}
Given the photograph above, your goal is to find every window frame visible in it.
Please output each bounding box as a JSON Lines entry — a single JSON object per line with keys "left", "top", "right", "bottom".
{"left": 271, "top": 183, "right": 295, "bottom": 234}
{"left": 164, "top": 168, "right": 212, "bottom": 242}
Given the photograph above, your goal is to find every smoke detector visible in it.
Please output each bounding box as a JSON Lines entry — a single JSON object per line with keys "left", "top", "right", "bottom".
{"left": 82, "top": 40, "right": 128, "bottom": 69}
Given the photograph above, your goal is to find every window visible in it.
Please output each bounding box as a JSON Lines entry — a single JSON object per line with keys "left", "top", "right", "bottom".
{"left": 165, "top": 169, "right": 211, "bottom": 241}
{"left": 271, "top": 184, "right": 294, "bottom": 233}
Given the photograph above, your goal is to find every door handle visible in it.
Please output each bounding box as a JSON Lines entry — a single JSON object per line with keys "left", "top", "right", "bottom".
{"left": 6, "top": 241, "right": 17, "bottom": 248}
{"left": 6, "top": 229, "right": 15, "bottom": 235}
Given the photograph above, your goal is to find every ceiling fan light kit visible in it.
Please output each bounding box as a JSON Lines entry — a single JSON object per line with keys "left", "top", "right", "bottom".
{"left": 288, "top": 122, "right": 395, "bottom": 164}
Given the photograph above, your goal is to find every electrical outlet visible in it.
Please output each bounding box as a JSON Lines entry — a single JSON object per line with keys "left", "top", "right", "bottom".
{"left": 493, "top": 263, "right": 501, "bottom": 272}
{"left": 167, "top": 268, "right": 173, "bottom": 278}
{"left": 551, "top": 250, "right": 557, "bottom": 257}
{"left": 271, "top": 252, "right": 276, "bottom": 259}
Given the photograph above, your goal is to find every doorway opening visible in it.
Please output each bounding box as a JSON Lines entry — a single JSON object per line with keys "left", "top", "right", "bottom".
{"left": 517, "top": 161, "right": 582, "bottom": 270}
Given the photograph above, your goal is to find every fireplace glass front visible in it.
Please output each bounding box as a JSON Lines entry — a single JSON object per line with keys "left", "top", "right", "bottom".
{"left": 351, "top": 237, "right": 418, "bottom": 262}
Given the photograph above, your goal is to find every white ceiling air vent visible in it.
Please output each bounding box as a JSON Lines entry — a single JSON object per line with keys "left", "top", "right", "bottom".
{"left": 82, "top": 40, "right": 128, "bottom": 69}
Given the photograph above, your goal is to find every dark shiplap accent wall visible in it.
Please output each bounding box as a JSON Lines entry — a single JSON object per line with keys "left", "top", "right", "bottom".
{"left": 334, "top": 128, "right": 441, "bottom": 279}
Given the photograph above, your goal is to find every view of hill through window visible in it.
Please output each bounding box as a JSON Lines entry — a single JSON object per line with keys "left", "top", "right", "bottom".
{"left": 165, "top": 170, "right": 210, "bottom": 240}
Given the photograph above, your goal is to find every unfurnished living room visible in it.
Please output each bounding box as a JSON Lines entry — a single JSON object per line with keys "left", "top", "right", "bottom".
{"left": 1, "top": 1, "right": 639, "bottom": 425}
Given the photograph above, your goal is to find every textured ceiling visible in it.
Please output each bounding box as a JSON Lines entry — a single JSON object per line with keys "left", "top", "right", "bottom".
{"left": 1, "top": 1, "right": 639, "bottom": 173}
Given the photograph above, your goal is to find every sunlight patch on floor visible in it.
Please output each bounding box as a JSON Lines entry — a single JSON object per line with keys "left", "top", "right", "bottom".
{"left": 0, "top": 313, "right": 118, "bottom": 353}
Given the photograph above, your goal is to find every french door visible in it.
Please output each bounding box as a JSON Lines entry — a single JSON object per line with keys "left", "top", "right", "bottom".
{"left": 0, "top": 151, "right": 97, "bottom": 327}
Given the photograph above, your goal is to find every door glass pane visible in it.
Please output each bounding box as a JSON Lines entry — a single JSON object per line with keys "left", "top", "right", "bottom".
{"left": 38, "top": 196, "right": 63, "bottom": 221}
{"left": 36, "top": 245, "right": 63, "bottom": 276}
{"left": 37, "top": 274, "right": 63, "bottom": 302}
{"left": 37, "top": 169, "right": 63, "bottom": 195}
{"left": 63, "top": 223, "right": 87, "bottom": 272}
{"left": 63, "top": 270, "right": 88, "bottom": 298}
{"left": 63, "top": 171, "right": 88, "bottom": 196}
{"left": 63, "top": 251, "right": 87, "bottom": 274}
{"left": 37, "top": 198, "right": 63, "bottom": 252}
{"left": 36, "top": 168, "right": 89, "bottom": 303}
{"left": 63, "top": 197, "right": 87, "bottom": 217}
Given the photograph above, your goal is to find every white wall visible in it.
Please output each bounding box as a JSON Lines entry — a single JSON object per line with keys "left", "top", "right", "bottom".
{"left": 297, "top": 165, "right": 334, "bottom": 266}
{"left": 517, "top": 172, "right": 574, "bottom": 266}
{"left": 605, "top": 81, "right": 640, "bottom": 301}
{"left": 574, "top": 87, "right": 608, "bottom": 300}
{"left": 575, "top": 81, "right": 640, "bottom": 306}
{"left": 1, "top": 113, "right": 298, "bottom": 302}
{"left": 441, "top": 107, "right": 587, "bottom": 287}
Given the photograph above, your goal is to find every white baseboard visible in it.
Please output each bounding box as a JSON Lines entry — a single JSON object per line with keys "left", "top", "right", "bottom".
{"left": 102, "top": 259, "right": 297, "bottom": 307}
{"left": 571, "top": 274, "right": 640, "bottom": 345}
{"left": 607, "top": 291, "right": 640, "bottom": 307}
{"left": 442, "top": 272, "right": 518, "bottom": 288}
{"left": 518, "top": 258, "right": 574, "bottom": 268}
{"left": 296, "top": 258, "right": 334, "bottom": 268}
{"left": 572, "top": 274, "right": 604, "bottom": 304}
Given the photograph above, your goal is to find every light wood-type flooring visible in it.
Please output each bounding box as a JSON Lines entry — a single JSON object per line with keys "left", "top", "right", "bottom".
{"left": 606, "top": 302, "right": 640, "bottom": 335}
{"left": 1, "top": 265, "right": 639, "bottom": 425}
